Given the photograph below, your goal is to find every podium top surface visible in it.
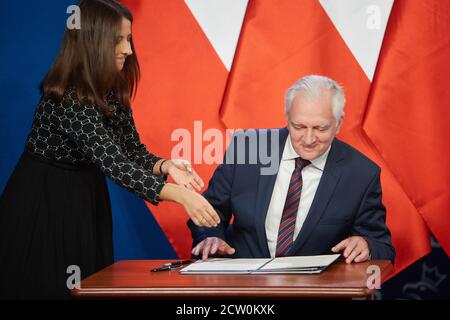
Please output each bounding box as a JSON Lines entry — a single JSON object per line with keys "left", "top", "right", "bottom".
{"left": 72, "top": 259, "right": 393, "bottom": 299}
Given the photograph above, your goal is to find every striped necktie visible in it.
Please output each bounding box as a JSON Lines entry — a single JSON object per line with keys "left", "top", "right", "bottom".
{"left": 275, "top": 157, "right": 311, "bottom": 257}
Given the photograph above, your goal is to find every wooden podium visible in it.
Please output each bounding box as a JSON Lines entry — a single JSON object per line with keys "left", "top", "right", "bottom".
{"left": 71, "top": 260, "right": 393, "bottom": 299}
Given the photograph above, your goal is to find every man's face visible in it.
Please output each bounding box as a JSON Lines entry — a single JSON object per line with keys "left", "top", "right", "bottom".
{"left": 286, "top": 90, "right": 343, "bottom": 161}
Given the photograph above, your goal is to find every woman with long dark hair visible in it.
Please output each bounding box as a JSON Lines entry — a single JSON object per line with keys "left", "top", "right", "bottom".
{"left": 0, "top": 0, "right": 219, "bottom": 299}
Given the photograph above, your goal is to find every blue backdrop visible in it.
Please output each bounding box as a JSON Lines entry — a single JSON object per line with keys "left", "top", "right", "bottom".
{"left": 0, "top": 0, "right": 176, "bottom": 261}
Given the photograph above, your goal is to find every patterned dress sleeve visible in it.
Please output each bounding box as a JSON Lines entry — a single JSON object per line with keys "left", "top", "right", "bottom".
{"left": 120, "top": 107, "right": 162, "bottom": 173}
{"left": 56, "top": 94, "right": 166, "bottom": 205}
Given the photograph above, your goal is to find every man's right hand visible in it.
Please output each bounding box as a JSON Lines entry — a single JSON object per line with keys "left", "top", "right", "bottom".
{"left": 191, "top": 237, "right": 236, "bottom": 260}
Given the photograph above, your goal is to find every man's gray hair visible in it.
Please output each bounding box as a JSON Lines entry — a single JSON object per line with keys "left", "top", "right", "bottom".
{"left": 285, "top": 75, "right": 346, "bottom": 121}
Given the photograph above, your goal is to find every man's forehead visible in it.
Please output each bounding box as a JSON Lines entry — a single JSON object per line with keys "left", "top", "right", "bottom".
{"left": 293, "top": 89, "right": 333, "bottom": 105}
{"left": 289, "top": 117, "right": 334, "bottom": 126}
{"left": 290, "top": 98, "right": 334, "bottom": 117}
{"left": 287, "top": 102, "right": 336, "bottom": 125}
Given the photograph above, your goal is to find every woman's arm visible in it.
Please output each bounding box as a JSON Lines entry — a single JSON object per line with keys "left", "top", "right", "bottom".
{"left": 56, "top": 94, "right": 219, "bottom": 226}
{"left": 119, "top": 107, "right": 162, "bottom": 174}
{"left": 119, "top": 107, "right": 204, "bottom": 190}
{"left": 159, "top": 183, "right": 219, "bottom": 227}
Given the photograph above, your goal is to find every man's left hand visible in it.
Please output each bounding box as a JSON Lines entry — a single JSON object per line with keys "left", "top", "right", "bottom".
{"left": 331, "top": 236, "right": 370, "bottom": 264}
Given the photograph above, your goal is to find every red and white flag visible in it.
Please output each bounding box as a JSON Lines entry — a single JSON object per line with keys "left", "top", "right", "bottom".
{"left": 123, "top": 0, "right": 248, "bottom": 257}
{"left": 124, "top": 0, "right": 450, "bottom": 272}
{"left": 364, "top": 0, "right": 450, "bottom": 264}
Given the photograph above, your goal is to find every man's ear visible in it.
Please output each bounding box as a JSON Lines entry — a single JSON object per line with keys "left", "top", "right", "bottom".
{"left": 336, "top": 113, "right": 345, "bottom": 133}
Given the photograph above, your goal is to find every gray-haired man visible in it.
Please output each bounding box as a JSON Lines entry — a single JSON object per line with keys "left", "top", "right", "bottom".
{"left": 189, "top": 75, "right": 395, "bottom": 264}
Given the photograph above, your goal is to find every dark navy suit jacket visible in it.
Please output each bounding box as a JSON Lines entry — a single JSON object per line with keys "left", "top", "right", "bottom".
{"left": 189, "top": 128, "right": 395, "bottom": 262}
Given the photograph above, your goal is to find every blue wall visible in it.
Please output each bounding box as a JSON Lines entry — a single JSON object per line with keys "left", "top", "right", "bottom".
{"left": 0, "top": 0, "right": 176, "bottom": 261}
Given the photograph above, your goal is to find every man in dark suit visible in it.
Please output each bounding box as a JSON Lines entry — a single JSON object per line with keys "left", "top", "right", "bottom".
{"left": 189, "top": 75, "right": 395, "bottom": 264}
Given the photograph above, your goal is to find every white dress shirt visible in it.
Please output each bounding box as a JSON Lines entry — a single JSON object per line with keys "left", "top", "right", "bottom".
{"left": 265, "top": 135, "right": 331, "bottom": 257}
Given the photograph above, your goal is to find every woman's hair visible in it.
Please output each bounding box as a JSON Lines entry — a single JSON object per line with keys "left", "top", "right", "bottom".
{"left": 40, "top": 0, "right": 140, "bottom": 116}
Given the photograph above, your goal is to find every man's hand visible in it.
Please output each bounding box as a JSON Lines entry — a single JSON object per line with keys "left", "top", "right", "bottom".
{"left": 192, "top": 237, "right": 235, "bottom": 260}
{"left": 331, "top": 236, "right": 370, "bottom": 264}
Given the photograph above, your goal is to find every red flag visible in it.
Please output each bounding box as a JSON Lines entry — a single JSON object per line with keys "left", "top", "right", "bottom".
{"left": 220, "top": 0, "right": 433, "bottom": 273}
{"left": 364, "top": 0, "right": 450, "bottom": 258}
{"left": 123, "top": 0, "right": 247, "bottom": 258}
{"left": 124, "top": 0, "right": 228, "bottom": 257}
{"left": 125, "top": 0, "right": 449, "bottom": 272}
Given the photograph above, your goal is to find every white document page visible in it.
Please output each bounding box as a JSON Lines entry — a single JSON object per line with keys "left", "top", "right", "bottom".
{"left": 180, "top": 258, "right": 270, "bottom": 273}
{"left": 179, "top": 254, "right": 341, "bottom": 274}
{"left": 260, "top": 254, "right": 341, "bottom": 271}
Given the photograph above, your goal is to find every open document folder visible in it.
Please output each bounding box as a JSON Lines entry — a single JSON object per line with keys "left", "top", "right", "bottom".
{"left": 179, "top": 254, "right": 341, "bottom": 275}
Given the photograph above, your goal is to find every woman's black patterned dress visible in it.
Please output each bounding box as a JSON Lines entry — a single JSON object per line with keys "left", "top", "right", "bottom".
{"left": 0, "top": 87, "right": 166, "bottom": 299}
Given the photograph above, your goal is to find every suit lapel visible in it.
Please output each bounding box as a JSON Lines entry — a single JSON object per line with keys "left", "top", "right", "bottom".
{"left": 290, "top": 139, "right": 345, "bottom": 254}
{"left": 254, "top": 128, "right": 288, "bottom": 257}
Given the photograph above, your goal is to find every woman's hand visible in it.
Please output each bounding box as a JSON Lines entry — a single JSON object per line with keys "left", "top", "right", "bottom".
{"left": 162, "top": 159, "right": 204, "bottom": 192}
{"left": 179, "top": 188, "right": 220, "bottom": 227}
{"left": 158, "top": 184, "right": 220, "bottom": 228}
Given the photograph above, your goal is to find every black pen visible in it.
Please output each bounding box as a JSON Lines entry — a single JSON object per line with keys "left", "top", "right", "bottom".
{"left": 151, "top": 265, "right": 182, "bottom": 272}
{"left": 150, "top": 259, "right": 196, "bottom": 272}
{"left": 162, "top": 259, "right": 195, "bottom": 267}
